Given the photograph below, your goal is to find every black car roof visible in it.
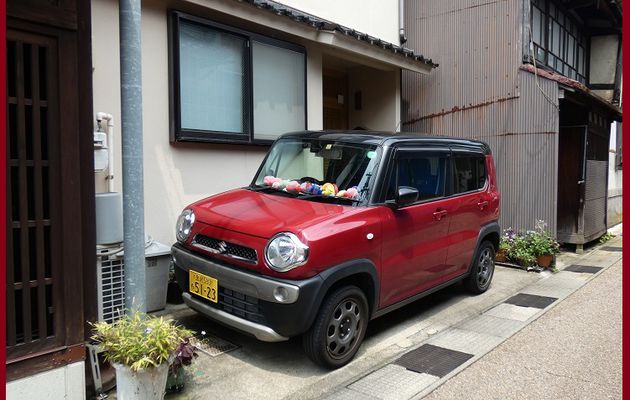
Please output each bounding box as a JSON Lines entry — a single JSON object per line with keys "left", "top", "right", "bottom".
{"left": 279, "top": 130, "right": 492, "bottom": 154}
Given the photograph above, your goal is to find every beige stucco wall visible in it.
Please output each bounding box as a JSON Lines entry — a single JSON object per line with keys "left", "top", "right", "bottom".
{"left": 92, "top": 0, "right": 400, "bottom": 245}
{"left": 348, "top": 66, "right": 401, "bottom": 131}
{"left": 279, "top": 0, "right": 400, "bottom": 45}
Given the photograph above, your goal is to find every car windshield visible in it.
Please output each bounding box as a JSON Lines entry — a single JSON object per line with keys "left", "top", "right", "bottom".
{"left": 251, "top": 138, "right": 381, "bottom": 204}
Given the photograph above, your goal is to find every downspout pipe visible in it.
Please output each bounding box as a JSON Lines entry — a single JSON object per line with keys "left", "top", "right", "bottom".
{"left": 119, "top": 0, "right": 146, "bottom": 312}
{"left": 399, "top": 0, "right": 407, "bottom": 45}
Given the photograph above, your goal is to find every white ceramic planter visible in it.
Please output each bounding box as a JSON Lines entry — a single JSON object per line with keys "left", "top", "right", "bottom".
{"left": 113, "top": 362, "right": 170, "bottom": 400}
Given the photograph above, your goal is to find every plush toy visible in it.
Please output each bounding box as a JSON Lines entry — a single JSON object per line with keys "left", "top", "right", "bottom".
{"left": 345, "top": 187, "right": 359, "bottom": 199}
{"left": 286, "top": 180, "right": 300, "bottom": 192}
{"left": 300, "top": 182, "right": 312, "bottom": 193}
{"left": 321, "top": 183, "right": 337, "bottom": 196}
{"left": 271, "top": 181, "right": 281, "bottom": 189}
{"left": 264, "top": 176, "right": 282, "bottom": 187}
{"left": 310, "top": 184, "right": 322, "bottom": 195}
{"left": 336, "top": 190, "right": 347, "bottom": 198}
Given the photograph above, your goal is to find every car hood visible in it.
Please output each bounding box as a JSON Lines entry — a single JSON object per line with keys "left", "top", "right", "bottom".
{"left": 190, "top": 188, "right": 365, "bottom": 239}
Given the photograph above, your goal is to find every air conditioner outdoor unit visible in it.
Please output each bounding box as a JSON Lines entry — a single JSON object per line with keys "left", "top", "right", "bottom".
{"left": 96, "top": 247, "right": 125, "bottom": 324}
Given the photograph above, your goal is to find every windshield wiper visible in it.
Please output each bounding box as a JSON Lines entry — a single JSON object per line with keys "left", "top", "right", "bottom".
{"left": 247, "top": 184, "right": 274, "bottom": 192}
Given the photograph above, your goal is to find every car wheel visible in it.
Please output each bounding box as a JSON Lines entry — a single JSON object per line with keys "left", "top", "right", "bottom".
{"left": 303, "top": 286, "right": 369, "bottom": 369}
{"left": 464, "top": 240, "right": 495, "bottom": 294}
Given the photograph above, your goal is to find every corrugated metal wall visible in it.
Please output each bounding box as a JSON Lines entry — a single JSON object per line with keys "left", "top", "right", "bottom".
{"left": 403, "top": 0, "right": 561, "bottom": 235}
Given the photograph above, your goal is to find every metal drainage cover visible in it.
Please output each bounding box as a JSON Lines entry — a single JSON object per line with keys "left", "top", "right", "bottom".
{"left": 195, "top": 334, "right": 239, "bottom": 357}
{"left": 601, "top": 246, "right": 622, "bottom": 252}
{"left": 395, "top": 344, "right": 473, "bottom": 378}
{"left": 505, "top": 293, "right": 557, "bottom": 309}
{"left": 564, "top": 265, "right": 603, "bottom": 274}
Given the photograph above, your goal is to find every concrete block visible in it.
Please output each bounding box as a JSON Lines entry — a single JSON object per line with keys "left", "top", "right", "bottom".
{"left": 458, "top": 314, "right": 525, "bottom": 339}
{"left": 483, "top": 303, "right": 540, "bottom": 322}
{"left": 427, "top": 328, "right": 503, "bottom": 355}
{"left": 349, "top": 364, "right": 438, "bottom": 400}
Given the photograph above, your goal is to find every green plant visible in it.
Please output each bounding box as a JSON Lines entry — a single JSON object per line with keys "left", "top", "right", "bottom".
{"left": 507, "top": 235, "right": 536, "bottom": 266}
{"left": 91, "top": 311, "right": 194, "bottom": 371}
{"left": 526, "top": 230, "right": 560, "bottom": 257}
{"left": 498, "top": 237, "right": 510, "bottom": 252}
{"left": 599, "top": 232, "right": 615, "bottom": 244}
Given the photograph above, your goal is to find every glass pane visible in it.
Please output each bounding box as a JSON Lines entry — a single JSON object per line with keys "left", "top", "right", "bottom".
{"left": 549, "top": 2, "right": 556, "bottom": 18}
{"left": 567, "top": 35, "right": 575, "bottom": 68}
{"left": 532, "top": 7, "right": 542, "bottom": 45}
{"left": 395, "top": 153, "right": 447, "bottom": 200}
{"left": 578, "top": 46, "right": 584, "bottom": 74}
{"left": 179, "top": 20, "right": 247, "bottom": 133}
{"left": 253, "top": 41, "right": 305, "bottom": 141}
{"left": 552, "top": 22, "right": 561, "bottom": 55}
{"left": 452, "top": 156, "right": 485, "bottom": 194}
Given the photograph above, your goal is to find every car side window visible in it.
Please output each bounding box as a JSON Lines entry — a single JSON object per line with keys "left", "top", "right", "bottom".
{"left": 386, "top": 152, "right": 448, "bottom": 202}
{"left": 452, "top": 154, "right": 487, "bottom": 194}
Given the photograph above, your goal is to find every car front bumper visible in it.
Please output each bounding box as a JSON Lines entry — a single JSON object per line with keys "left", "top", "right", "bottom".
{"left": 171, "top": 243, "right": 324, "bottom": 341}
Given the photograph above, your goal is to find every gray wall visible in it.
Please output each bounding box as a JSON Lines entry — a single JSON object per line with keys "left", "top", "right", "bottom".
{"left": 403, "top": 0, "right": 560, "bottom": 234}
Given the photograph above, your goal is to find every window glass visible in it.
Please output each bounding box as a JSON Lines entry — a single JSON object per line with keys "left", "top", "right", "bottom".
{"left": 179, "top": 20, "right": 247, "bottom": 134}
{"left": 452, "top": 155, "right": 487, "bottom": 194}
{"left": 253, "top": 41, "right": 305, "bottom": 141}
{"left": 386, "top": 152, "right": 447, "bottom": 201}
{"left": 532, "top": 7, "right": 542, "bottom": 45}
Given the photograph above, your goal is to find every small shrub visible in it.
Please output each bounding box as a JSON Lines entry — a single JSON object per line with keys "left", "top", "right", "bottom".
{"left": 91, "top": 310, "right": 194, "bottom": 371}
{"left": 599, "top": 232, "right": 615, "bottom": 244}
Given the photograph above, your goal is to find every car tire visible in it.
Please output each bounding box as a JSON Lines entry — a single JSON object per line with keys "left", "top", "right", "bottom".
{"left": 464, "top": 240, "right": 496, "bottom": 294}
{"left": 303, "top": 285, "right": 369, "bottom": 369}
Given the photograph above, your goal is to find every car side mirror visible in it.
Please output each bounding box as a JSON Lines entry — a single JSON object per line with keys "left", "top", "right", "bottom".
{"left": 385, "top": 186, "right": 419, "bottom": 208}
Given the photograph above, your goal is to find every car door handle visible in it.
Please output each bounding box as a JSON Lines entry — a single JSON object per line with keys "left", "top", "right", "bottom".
{"left": 433, "top": 210, "right": 448, "bottom": 220}
{"left": 477, "top": 201, "right": 489, "bottom": 210}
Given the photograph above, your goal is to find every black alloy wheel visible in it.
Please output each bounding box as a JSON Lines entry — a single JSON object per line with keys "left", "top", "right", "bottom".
{"left": 303, "top": 286, "right": 369, "bottom": 369}
{"left": 464, "top": 240, "right": 496, "bottom": 294}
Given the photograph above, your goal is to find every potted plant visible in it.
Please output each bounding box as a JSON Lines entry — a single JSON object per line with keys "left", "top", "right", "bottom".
{"left": 91, "top": 310, "right": 194, "bottom": 400}
{"left": 507, "top": 235, "right": 536, "bottom": 268}
{"left": 165, "top": 337, "right": 198, "bottom": 393}
{"left": 526, "top": 230, "right": 560, "bottom": 268}
{"left": 496, "top": 237, "right": 509, "bottom": 262}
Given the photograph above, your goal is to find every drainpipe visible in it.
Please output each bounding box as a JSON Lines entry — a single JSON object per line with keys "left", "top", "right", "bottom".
{"left": 119, "top": 0, "right": 146, "bottom": 312}
{"left": 399, "top": 0, "right": 407, "bottom": 45}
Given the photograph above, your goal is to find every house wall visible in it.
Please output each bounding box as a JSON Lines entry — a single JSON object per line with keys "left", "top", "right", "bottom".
{"left": 402, "top": 0, "right": 561, "bottom": 234}
{"left": 6, "top": 362, "right": 85, "bottom": 400}
{"left": 348, "top": 67, "right": 401, "bottom": 131}
{"left": 279, "top": 0, "right": 400, "bottom": 44}
{"left": 92, "top": 0, "right": 399, "bottom": 245}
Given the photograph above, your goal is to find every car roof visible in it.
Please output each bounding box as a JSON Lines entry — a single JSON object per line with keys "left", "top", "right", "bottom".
{"left": 279, "top": 130, "right": 492, "bottom": 154}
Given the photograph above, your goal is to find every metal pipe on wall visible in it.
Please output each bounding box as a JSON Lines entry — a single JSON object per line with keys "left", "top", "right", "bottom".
{"left": 399, "top": 0, "right": 407, "bottom": 44}
{"left": 119, "top": 0, "right": 146, "bottom": 312}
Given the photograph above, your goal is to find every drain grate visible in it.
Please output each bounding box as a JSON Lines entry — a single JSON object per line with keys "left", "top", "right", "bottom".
{"left": 395, "top": 344, "right": 474, "bottom": 378}
{"left": 564, "top": 265, "right": 603, "bottom": 274}
{"left": 195, "top": 334, "right": 239, "bottom": 357}
{"left": 601, "top": 246, "right": 622, "bottom": 252}
{"left": 505, "top": 293, "right": 557, "bottom": 309}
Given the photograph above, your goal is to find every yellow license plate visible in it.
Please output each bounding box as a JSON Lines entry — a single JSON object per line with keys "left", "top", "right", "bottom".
{"left": 189, "top": 270, "right": 218, "bottom": 303}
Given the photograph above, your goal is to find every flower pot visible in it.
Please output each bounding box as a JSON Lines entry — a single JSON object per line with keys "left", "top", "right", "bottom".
{"left": 495, "top": 249, "right": 507, "bottom": 262}
{"left": 113, "top": 362, "right": 170, "bottom": 400}
{"left": 165, "top": 368, "right": 186, "bottom": 393}
{"left": 537, "top": 254, "right": 553, "bottom": 268}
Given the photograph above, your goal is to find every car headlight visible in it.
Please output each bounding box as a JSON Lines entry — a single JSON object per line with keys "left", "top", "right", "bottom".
{"left": 264, "top": 232, "right": 309, "bottom": 272}
{"left": 176, "top": 209, "right": 195, "bottom": 243}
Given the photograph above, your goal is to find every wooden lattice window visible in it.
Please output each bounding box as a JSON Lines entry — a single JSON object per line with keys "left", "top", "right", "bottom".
{"left": 6, "top": 31, "right": 63, "bottom": 360}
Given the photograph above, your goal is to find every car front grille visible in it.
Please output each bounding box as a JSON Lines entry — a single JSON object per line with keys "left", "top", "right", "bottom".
{"left": 219, "top": 287, "right": 266, "bottom": 325}
{"left": 192, "top": 234, "right": 258, "bottom": 264}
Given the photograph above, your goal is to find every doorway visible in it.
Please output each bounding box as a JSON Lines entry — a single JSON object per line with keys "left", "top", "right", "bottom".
{"left": 323, "top": 67, "right": 348, "bottom": 130}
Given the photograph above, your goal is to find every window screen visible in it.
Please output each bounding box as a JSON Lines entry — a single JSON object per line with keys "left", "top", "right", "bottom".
{"left": 386, "top": 152, "right": 447, "bottom": 201}
{"left": 179, "top": 20, "right": 248, "bottom": 134}
{"left": 252, "top": 41, "right": 305, "bottom": 141}
{"left": 452, "top": 155, "right": 487, "bottom": 194}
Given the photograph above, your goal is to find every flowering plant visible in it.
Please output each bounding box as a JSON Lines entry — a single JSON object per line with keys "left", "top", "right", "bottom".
{"left": 91, "top": 310, "right": 194, "bottom": 371}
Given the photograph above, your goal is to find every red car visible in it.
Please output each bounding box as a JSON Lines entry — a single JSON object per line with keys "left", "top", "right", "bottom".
{"left": 172, "top": 131, "right": 501, "bottom": 368}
